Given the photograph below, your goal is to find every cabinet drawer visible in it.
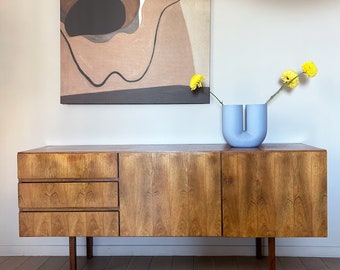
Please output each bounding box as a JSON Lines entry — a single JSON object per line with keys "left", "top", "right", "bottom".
{"left": 19, "top": 211, "right": 119, "bottom": 237}
{"left": 18, "top": 182, "right": 118, "bottom": 209}
{"left": 18, "top": 152, "right": 118, "bottom": 180}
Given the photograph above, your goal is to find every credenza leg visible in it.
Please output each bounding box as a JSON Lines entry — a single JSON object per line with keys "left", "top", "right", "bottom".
{"left": 86, "top": 237, "right": 93, "bottom": 259}
{"left": 69, "top": 237, "right": 77, "bottom": 270}
{"left": 268, "top": 237, "right": 276, "bottom": 270}
{"left": 256, "top": 238, "right": 263, "bottom": 258}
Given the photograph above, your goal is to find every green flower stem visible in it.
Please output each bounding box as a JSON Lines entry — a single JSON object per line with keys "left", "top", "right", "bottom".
{"left": 265, "top": 73, "right": 302, "bottom": 105}
{"left": 210, "top": 91, "right": 223, "bottom": 105}
{"left": 265, "top": 84, "right": 286, "bottom": 105}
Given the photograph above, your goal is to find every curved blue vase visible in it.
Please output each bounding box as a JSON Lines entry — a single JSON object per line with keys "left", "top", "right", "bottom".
{"left": 222, "top": 104, "right": 267, "bottom": 148}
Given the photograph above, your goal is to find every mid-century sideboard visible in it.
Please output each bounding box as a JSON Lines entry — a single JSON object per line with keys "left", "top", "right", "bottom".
{"left": 17, "top": 144, "right": 327, "bottom": 270}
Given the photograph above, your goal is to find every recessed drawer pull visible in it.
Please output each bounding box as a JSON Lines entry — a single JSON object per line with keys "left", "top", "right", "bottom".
{"left": 225, "top": 178, "right": 232, "bottom": 185}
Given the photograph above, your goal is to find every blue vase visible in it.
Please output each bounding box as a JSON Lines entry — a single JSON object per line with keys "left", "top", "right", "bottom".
{"left": 222, "top": 104, "right": 267, "bottom": 148}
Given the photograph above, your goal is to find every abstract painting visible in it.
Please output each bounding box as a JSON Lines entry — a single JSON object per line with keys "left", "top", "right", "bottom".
{"left": 60, "top": 0, "right": 210, "bottom": 104}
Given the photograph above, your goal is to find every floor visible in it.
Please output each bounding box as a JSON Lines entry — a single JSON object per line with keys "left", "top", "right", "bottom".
{"left": 1, "top": 256, "right": 340, "bottom": 270}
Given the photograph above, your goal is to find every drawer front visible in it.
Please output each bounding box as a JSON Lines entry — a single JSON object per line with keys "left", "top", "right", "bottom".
{"left": 18, "top": 182, "right": 118, "bottom": 209}
{"left": 18, "top": 152, "right": 118, "bottom": 180}
{"left": 19, "top": 211, "right": 119, "bottom": 237}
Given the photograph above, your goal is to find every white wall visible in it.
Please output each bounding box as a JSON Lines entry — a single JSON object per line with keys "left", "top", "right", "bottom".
{"left": 1, "top": 0, "right": 340, "bottom": 257}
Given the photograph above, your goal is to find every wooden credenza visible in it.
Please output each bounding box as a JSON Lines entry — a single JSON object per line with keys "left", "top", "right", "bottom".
{"left": 17, "top": 144, "right": 327, "bottom": 270}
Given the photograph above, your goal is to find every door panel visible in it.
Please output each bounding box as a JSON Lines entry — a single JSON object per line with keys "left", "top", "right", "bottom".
{"left": 119, "top": 152, "right": 221, "bottom": 237}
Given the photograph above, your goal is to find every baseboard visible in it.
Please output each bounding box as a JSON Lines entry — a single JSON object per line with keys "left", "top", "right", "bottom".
{"left": 1, "top": 244, "right": 340, "bottom": 257}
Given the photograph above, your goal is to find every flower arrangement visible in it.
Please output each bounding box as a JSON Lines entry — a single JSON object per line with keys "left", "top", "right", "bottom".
{"left": 190, "top": 61, "right": 318, "bottom": 105}
{"left": 265, "top": 61, "right": 318, "bottom": 104}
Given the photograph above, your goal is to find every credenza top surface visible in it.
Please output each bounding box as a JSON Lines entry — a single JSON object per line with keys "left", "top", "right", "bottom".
{"left": 18, "top": 143, "right": 326, "bottom": 154}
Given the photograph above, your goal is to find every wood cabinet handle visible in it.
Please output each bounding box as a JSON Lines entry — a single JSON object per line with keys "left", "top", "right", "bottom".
{"left": 225, "top": 178, "right": 232, "bottom": 185}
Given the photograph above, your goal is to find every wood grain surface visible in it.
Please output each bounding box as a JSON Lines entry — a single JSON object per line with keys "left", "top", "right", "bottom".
{"left": 19, "top": 211, "right": 119, "bottom": 237}
{"left": 222, "top": 151, "right": 327, "bottom": 237}
{"left": 119, "top": 152, "right": 221, "bottom": 236}
{"left": 18, "top": 182, "right": 118, "bottom": 209}
{"left": 18, "top": 152, "right": 118, "bottom": 179}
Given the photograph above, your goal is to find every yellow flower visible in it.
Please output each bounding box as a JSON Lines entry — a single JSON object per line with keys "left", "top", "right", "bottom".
{"left": 189, "top": 74, "right": 224, "bottom": 105}
{"left": 281, "top": 70, "right": 299, "bottom": 88}
{"left": 266, "top": 61, "right": 318, "bottom": 104}
{"left": 302, "top": 61, "right": 318, "bottom": 78}
{"left": 190, "top": 74, "right": 205, "bottom": 90}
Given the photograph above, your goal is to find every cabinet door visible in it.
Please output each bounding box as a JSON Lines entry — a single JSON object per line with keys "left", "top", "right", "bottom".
{"left": 222, "top": 151, "right": 327, "bottom": 237}
{"left": 120, "top": 152, "right": 221, "bottom": 236}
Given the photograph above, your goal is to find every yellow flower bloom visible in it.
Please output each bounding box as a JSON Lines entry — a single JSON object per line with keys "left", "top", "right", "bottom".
{"left": 281, "top": 70, "right": 299, "bottom": 88}
{"left": 302, "top": 61, "right": 318, "bottom": 78}
{"left": 191, "top": 61, "right": 318, "bottom": 106}
{"left": 190, "top": 74, "right": 205, "bottom": 91}
{"left": 189, "top": 73, "right": 223, "bottom": 104}
{"left": 265, "top": 61, "right": 318, "bottom": 104}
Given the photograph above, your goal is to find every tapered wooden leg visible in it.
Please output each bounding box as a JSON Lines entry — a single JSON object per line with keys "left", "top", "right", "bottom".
{"left": 256, "top": 238, "right": 263, "bottom": 259}
{"left": 268, "top": 237, "right": 276, "bottom": 270}
{"left": 86, "top": 237, "right": 93, "bottom": 259}
{"left": 69, "top": 237, "right": 77, "bottom": 270}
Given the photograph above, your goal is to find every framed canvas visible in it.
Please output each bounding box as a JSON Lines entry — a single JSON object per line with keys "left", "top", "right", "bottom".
{"left": 60, "top": 0, "right": 210, "bottom": 104}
